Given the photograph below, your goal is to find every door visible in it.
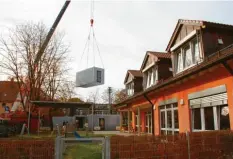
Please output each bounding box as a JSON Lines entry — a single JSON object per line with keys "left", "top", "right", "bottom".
{"left": 99, "top": 118, "right": 105, "bottom": 130}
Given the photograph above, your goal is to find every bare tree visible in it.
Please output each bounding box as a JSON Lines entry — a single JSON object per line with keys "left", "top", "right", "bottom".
{"left": 113, "top": 89, "right": 127, "bottom": 104}
{"left": 56, "top": 81, "right": 77, "bottom": 102}
{"left": 0, "top": 22, "right": 70, "bottom": 111}
{"left": 101, "top": 87, "right": 116, "bottom": 104}
{"left": 86, "top": 88, "right": 100, "bottom": 103}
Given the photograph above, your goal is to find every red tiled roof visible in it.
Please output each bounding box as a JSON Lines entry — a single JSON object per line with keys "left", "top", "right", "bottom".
{"left": 128, "top": 70, "right": 143, "bottom": 77}
{"left": 140, "top": 51, "right": 170, "bottom": 71}
{"left": 124, "top": 70, "right": 142, "bottom": 84}
{"left": 148, "top": 51, "right": 171, "bottom": 59}
{"left": 179, "top": 19, "right": 233, "bottom": 28}
{"left": 0, "top": 81, "right": 19, "bottom": 103}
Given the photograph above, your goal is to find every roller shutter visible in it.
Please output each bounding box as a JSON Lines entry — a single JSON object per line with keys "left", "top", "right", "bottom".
{"left": 190, "top": 93, "right": 228, "bottom": 108}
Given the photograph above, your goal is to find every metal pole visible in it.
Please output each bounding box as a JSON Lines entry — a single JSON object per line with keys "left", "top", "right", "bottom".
{"left": 108, "top": 87, "right": 112, "bottom": 114}
{"left": 27, "top": 104, "right": 31, "bottom": 135}
{"left": 186, "top": 131, "right": 191, "bottom": 159}
{"left": 92, "top": 104, "right": 94, "bottom": 131}
{"left": 56, "top": 124, "right": 61, "bottom": 136}
{"left": 105, "top": 136, "right": 111, "bottom": 159}
{"left": 20, "top": 124, "right": 26, "bottom": 136}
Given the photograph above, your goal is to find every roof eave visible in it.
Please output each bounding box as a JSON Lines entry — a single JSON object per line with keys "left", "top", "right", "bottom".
{"left": 117, "top": 44, "right": 233, "bottom": 106}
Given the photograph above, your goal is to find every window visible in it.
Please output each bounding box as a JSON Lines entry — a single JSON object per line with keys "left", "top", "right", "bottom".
{"left": 175, "top": 38, "right": 201, "bottom": 73}
{"left": 192, "top": 105, "right": 230, "bottom": 131}
{"left": 127, "top": 82, "right": 134, "bottom": 96}
{"left": 145, "top": 68, "right": 158, "bottom": 89}
{"left": 218, "top": 106, "right": 230, "bottom": 130}
{"left": 184, "top": 45, "right": 192, "bottom": 68}
{"left": 193, "top": 40, "right": 200, "bottom": 63}
{"left": 97, "top": 71, "right": 101, "bottom": 83}
{"left": 177, "top": 51, "right": 183, "bottom": 73}
{"left": 160, "top": 103, "right": 179, "bottom": 135}
{"left": 192, "top": 108, "right": 201, "bottom": 129}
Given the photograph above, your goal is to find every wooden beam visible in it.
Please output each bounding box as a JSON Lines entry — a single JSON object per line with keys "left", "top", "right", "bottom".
{"left": 222, "top": 62, "right": 233, "bottom": 76}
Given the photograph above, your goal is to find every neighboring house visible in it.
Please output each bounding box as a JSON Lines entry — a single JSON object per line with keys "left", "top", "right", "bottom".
{"left": 124, "top": 70, "right": 143, "bottom": 96}
{"left": 0, "top": 80, "right": 19, "bottom": 114}
{"left": 116, "top": 19, "right": 233, "bottom": 136}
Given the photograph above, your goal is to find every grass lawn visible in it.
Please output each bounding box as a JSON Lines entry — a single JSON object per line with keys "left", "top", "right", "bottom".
{"left": 63, "top": 143, "right": 102, "bottom": 159}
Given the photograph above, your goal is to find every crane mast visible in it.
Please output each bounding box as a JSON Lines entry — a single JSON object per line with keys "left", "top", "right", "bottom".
{"left": 34, "top": 0, "right": 71, "bottom": 64}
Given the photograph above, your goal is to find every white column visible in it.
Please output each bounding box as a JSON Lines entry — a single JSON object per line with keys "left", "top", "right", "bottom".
{"left": 201, "top": 108, "right": 205, "bottom": 130}
{"left": 213, "top": 106, "right": 218, "bottom": 130}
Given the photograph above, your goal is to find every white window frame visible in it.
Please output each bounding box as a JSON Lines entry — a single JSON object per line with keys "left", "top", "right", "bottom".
{"left": 127, "top": 82, "right": 134, "bottom": 96}
{"left": 191, "top": 105, "right": 229, "bottom": 132}
{"left": 175, "top": 37, "right": 202, "bottom": 74}
{"left": 145, "top": 67, "right": 158, "bottom": 89}
{"left": 160, "top": 103, "right": 179, "bottom": 135}
{"left": 146, "top": 111, "right": 152, "bottom": 134}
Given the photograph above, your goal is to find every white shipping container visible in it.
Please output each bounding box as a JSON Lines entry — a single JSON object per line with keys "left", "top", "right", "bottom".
{"left": 76, "top": 67, "right": 105, "bottom": 88}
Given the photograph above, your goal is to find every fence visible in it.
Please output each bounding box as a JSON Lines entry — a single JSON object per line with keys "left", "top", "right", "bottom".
{"left": 110, "top": 130, "right": 233, "bottom": 159}
{"left": 0, "top": 139, "right": 54, "bottom": 159}
{"left": 55, "top": 136, "right": 111, "bottom": 159}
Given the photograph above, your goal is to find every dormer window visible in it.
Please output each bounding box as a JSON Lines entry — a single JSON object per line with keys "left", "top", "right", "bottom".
{"left": 174, "top": 38, "right": 202, "bottom": 74}
{"left": 145, "top": 67, "right": 158, "bottom": 89}
{"left": 124, "top": 70, "right": 143, "bottom": 97}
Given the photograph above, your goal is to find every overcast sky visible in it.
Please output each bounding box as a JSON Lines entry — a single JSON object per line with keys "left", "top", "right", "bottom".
{"left": 0, "top": 0, "right": 233, "bottom": 101}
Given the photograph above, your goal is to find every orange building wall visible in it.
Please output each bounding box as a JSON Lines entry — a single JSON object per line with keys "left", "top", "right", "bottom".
{"left": 141, "top": 111, "right": 145, "bottom": 132}
{"left": 132, "top": 111, "right": 135, "bottom": 130}
{"left": 128, "top": 63, "right": 233, "bottom": 135}
{"left": 152, "top": 65, "right": 233, "bottom": 135}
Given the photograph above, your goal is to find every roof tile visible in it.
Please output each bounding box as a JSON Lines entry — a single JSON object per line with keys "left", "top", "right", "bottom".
{"left": 0, "top": 81, "right": 19, "bottom": 103}
{"left": 148, "top": 51, "right": 171, "bottom": 59}
{"left": 128, "top": 70, "right": 142, "bottom": 77}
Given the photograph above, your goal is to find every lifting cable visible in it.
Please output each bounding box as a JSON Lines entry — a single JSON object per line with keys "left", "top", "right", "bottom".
{"left": 79, "top": 0, "right": 104, "bottom": 70}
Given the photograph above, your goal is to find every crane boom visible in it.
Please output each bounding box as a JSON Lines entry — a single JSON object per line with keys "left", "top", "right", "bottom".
{"left": 34, "top": 0, "right": 71, "bottom": 64}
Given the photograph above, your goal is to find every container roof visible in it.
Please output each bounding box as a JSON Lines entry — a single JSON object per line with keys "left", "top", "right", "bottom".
{"left": 31, "top": 101, "right": 93, "bottom": 108}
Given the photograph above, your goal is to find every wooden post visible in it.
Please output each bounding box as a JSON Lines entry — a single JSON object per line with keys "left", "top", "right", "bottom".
{"left": 137, "top": 107, "right": 140, "bottom": 134}
{"left": 128, "top": 110, "right": 130, "bottom": 133}
{"left": 38, "top": 110, "right": 40, "bottom": 136}
{"left": 120, "top": 112, "right": 123, "bottom": 131}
